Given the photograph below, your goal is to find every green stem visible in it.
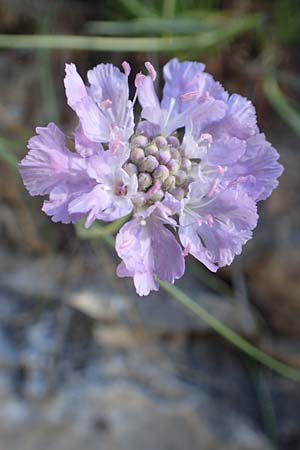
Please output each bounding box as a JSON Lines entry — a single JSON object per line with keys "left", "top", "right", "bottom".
{"left": 77, "top": 221, "right": 300, "bottom": 382}
{"left": 75, "top": 216, "right": 128, "bottom": 241}
{"left": 159, "top": 281, "right": 300, "bottom": 382}
{"left": 0, "top": 17, "right": 260, "bottom": 53}
{"left": 0, "top": 138, "right": 20, "bottom": 171}
{"left": 263, "top": 75, "right": 300, "bottom": 136}
{"left": 162, "top": 0, "right": 176, "bottom": 19}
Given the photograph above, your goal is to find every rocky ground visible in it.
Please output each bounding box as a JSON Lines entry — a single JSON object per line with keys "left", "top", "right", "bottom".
{"left": 1, "top": 3, "right": 300, "bottom": 446}
{"left": 0, "top": 170, "right": 300, "bottom": 450}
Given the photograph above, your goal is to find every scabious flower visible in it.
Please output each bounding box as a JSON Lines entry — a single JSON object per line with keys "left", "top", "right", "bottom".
{"left": 19, "top": 59, "right": 283, "bottom": 296}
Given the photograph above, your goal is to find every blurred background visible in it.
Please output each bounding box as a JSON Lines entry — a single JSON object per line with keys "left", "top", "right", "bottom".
{"left": 0, "top": 0, "right": 300, "bottom": 449}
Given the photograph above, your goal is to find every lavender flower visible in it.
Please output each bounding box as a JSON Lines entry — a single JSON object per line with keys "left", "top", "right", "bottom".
{"left": 19, "top": 59, "right": 283, "bottom": 296}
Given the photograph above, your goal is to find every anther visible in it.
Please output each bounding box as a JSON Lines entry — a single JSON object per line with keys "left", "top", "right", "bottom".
{"left": 145, "top": 62, "right": 157, "bottom": 81}
{"left": 122, "top": 61, "right": 131, "bottom": 76}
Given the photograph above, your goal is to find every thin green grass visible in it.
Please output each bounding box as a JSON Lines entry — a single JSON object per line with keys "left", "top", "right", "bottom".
{"left": 0, "top": 14, "right": 261, "bottom": 53}
{"left": 263, "top": 75, "right": 300, "bottom": 136}
{"left": 77, "top": 220, "right": 300, "bottom": 383}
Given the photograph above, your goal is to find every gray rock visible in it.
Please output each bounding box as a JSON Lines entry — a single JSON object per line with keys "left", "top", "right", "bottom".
{"left": 0, "top": 381, "right": 273, "bottom": 450}
{"left": 66, "top": 281, "right": 258, "bottom": 337}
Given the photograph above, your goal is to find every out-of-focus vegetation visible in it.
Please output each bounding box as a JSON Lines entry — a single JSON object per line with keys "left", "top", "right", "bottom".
{"left": 0, "top": 0, "right": 300, "bottom": 380}
{"left": 0, "top": 0, "right": 299, "bottom": 134}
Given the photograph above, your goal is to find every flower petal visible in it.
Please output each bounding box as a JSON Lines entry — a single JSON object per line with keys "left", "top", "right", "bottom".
{"left": 179, "top": 184, "right": 258, "bottom": 271}
{"left": 162, "top": 58, "right": 227, "bottom": 115}
{"left": 116, "top": 210, "right": 185, "bottom": 296}
{"left": 19, "top": 123, "right": 86, "bottom": 196}
{"left": 74, "top": 124, "right": 103, "bottom": 157}
{"left": 225, "top": 94, "right": 258, "bottom": 139}
{"left": 87, "top": 63, "right": 134, "bottom": 139}
{"left": 42, "top": 183, "right": 92, "bottom": 224}
{"left": 136, "top": 74, "right": 162, "bottom": 125}
{"left": 64, "top": 63, "right": 87, "bottom": 110}
{"left": 230, "top": 133, "right": 284, "bottom": 201}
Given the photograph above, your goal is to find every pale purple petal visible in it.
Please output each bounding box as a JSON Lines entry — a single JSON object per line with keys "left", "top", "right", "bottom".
{"left": 207, "top": 136, "right": 246, "bottom": 165}
{"left": 42, "top": 183, "right": 91, "bottom": 224}
{"left": 227, "top": 133, "right": 284, "bottom": 201}
{"left": 74, "top": 96, "right": 112, "bottom": 143}
{"left": 136, "top": 121, "right": 161, "bottom": 139}
{"left": 64, "top": 63, "right": 87, "bottom": 110}
{"left": 87, "top": 63, "right": 134, "bottom": 139}
{"left": 68, "top": 184, "right": 111, "bottom": 228}
{"left": 136, "top": 75, "right": 162, "bottom": 125}
{"left": 222, "top": 94, "right": 258, "bottom": 139}
{"left": 68, "top": 150, "right": 136, "bottom": 226}
{"left": 179, "top": 183, "right": 258, "bottom": 271}
{"left": 183, "top": 99, "right": 227, "bottom": 159}
{"left": 162, "top": 58, "right": 227, "bottom": 115}
{"left": 116, "top": 211, "right": 185, "bottom": 296}
{"left": 74, "top": 124, "right": 103, "bottom": 157}
{"left": 19, "top": 123, "right": 86, "bottom": 196}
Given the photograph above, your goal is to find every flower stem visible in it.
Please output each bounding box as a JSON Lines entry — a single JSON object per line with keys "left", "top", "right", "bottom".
{"left": 77, "top": 221, "right": 300, "bottom": 382}
{"left": 159, "top": 280, "right": 300, "bottom": 382}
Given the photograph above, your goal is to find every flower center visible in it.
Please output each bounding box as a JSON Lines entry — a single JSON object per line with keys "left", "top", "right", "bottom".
{"left": 124, "top": 133, "right": 193, "bottom": 206}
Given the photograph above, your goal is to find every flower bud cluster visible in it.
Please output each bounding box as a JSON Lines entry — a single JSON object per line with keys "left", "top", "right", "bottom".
{"left": 124, "top": 133, "right": 193, "bottom": 205}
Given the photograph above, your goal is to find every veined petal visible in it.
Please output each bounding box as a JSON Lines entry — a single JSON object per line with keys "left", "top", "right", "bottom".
{"left": 179, "top": 183, "right": 258, "bottom": 271}
{"left": 162, "top": 58, "right": 228, "bottom": 115}
{"left": 228, "top": 133, "right": 284, "bottom": 201}
{"left": 42, "top": 183, "right": 93, "bottom": 225}
{"left": 19, "top": 123, "right": 86, "bottom": 196}
{"left": 136, "top": 74, "right": 162, "bottom": 125}
{"left": 116, "top": 209, "right": 185, "bottom": 296}
{"left": 64, "top": 63, "right": 87, "bottom": 110}
{"left": 75, "top": 96, "right": 112, "bottom": 143}
{"left": 183, "top": 99, "right": 227, "bottom": 159}
{"left": 207, "top": 136, "right": 246, "bottom": 165}
{"left": 68, "top": 184, "right": 112, "bottom": 228}
{"left": 87, "top": 63, "right": 134, "bottom": 139}
{"left": 225, "top": 94, "right": 258, "bottom": 139}
{"left": 74, "top": 124, "right": 104, "bottom": 157}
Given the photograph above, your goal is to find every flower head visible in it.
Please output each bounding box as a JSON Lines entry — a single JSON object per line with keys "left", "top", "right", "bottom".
{"left": 19, "top": 59, "right": 283, "bottom": 295}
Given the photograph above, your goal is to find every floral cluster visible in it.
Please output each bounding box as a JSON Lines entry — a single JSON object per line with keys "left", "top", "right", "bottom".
{"left": 19, "top": 59, "right": 283, "bottom": 295}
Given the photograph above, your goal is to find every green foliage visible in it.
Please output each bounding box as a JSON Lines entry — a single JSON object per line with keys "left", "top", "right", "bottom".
{"left": 273, "top": 0, "right": 300, "bottom": 46}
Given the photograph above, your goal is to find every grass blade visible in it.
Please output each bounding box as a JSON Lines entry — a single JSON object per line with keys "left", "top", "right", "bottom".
{"left": 85, "top": 17, "right": 220, "bottom": 36}
{"left": 0, "top": 138, "right": 20, "bottom": 171}
{"left": 0, "top": 15, "right": 261, "bottom": 53}
{"left": 263, "top": 75, "right": 300, "bottom": 136}
{"left": 76, "top": 222, "right": 300, "bottom": 382}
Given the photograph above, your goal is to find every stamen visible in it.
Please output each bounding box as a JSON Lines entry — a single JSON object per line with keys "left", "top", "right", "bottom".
{"left": 111, "top": 135, "right": 121, "bottom": 154}
{"left": 163, "top": 97, "right": 176, "bottom": 129}
{"left": 228, "top": 176, "right": 247, "bottom": 189}
{"left": 145, "top": 62, "right": 157, "bottom": 81}
{"left": 122, "top": 61, "right": 131, "bottom": 76}
{"left": 217, "top": 165, "right": 225, "bottom": 176}
{"left": 207, "top": 179, "right": 218, "bottom": 198}
{"left": 134, "top": 73, "right": 145, "bottom": 87}
{"left": 100, "top": 99, "right": 112, "bottom": 110}
{"left": 182, "top": 243, "right": 191, "bottom": 257}
{"left": 206, "top": 214, "right": 214, "bottom": 227}
{"left": 146, "top": 180, "right": 161, "bottom": 200}
{"left": 199, "top": 133, "right": 213, "bottom": 145}
{"left": 180, "top": 91, "right": 199, "bottom": 101}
